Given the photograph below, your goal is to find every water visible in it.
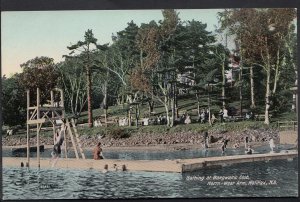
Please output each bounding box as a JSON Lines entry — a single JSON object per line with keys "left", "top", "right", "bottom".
{"left": 3, "top": 144, "right": 298, "bottom": 199}
{"left": 3, "top": 144, "right": 295, "bottom": 160}
{"left": 3, "top": 158, "right": 298, "bottom": 199}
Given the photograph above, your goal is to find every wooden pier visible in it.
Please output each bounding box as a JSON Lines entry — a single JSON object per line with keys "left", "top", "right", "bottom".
{"left": 3, "top": 151, "right": 297, "bottom": 173}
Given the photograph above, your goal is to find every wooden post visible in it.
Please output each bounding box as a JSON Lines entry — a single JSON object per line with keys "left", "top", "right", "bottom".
{"left": 51, "top": 90, "right": 55, "bottom": 145}
{"left": 60, "top": 89, "right": 65, "bottom": 117}
{"left": 26, "top": 90, "right": 30, "bottom": 167}
{"left": 66, "top": 120, "right": 79, "bottom": 159}
{"left": 71, "top": 119, "right": 86, "bottom": 159}
{"left": 62, "top": 123, "right": 68, "bottom": 159}
{"left": 128, "top": 108, "right": 131, "bottom": 126}
{"left": 36, "top": 88, "right": 40, "bottom": 168}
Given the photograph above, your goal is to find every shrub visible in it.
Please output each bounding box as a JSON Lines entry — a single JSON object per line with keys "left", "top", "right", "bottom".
{"left": 107, "top": 128, "right": 130, "bottom": 139}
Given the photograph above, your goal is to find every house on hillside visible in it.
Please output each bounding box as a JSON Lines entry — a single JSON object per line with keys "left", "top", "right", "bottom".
{"left": 177, "top": 66, "right": 195, "bottom": 94}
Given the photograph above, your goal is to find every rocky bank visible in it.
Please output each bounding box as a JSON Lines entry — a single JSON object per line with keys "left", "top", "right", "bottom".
{"left": 2, "top": 128, "right": 279, "bottom": 148}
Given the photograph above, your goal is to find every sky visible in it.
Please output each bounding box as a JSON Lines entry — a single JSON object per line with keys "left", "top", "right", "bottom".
{"left": 1, "top": 9, "right": 226, "bottom": 77}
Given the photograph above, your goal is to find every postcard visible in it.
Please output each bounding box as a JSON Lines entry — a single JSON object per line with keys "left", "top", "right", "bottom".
{"left": 1, "top": 1, "right": 298, "bottom": 200}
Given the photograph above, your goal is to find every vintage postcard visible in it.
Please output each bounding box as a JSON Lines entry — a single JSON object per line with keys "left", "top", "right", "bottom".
{"left": 1, "top": 2, "right": 298, "bottom": 200}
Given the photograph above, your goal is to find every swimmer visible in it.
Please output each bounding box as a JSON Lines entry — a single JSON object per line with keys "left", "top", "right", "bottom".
{"left": 233, "top": 142, "right": 240, "bottom": 149}
{"left": 221, "top": 142, "right": 226, "bottom": 155}
{"left": 245, "top": 145, "right": 253, "bottom": 155}
{"left": 93, "top": 142, "right": 104, "bottom": 160}
{"left": 50, "top": 129, "right": 64, "bottom": 167}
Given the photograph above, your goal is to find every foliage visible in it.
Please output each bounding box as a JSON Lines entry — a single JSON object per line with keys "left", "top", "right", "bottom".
{"left": 67, "top": 29, "right": 100, "bottom": 127}
{"left": 2, "top": 75, "right": 26, "bottom": 126}
{"left": 18, "top": 56, "right": 59, "bottom": 105}
{"left": 4, "top": 9, "right": 297, "bottom": 130}
{"left": 57, "top": 57, "right": 87, "bottom": 117}
{"left": 107, "top": 128, "right": 131, "bottom": 139}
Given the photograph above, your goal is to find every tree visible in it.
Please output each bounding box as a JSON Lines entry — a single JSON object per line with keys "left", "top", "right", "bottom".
{"left": 67, "top": 29, "right": 99, "bottom": 127}
{"left": 131, "top": 21, "right": 160, "bottom": 115}
{"left": 57, "top": 57, "right": 87, "bottom": 118}
{"left": 107, "top": 22, "right": 139, "bottom": 106}
{"left": 18, "top": 56, "right": 59, "bottom": 105}
{"left": 175, "top": 20, "right": 217, "bottom": 117}
{"left": 153, "top": 9, "right": 180, "bottom": 127}
{"left": 93, "top": 44, "right": 116, "bottom": 124}
{"left": 2, "top": 75, "right": 26, "bottom": 126}
{"left": 219, "top": 8, "right": 296, "bottom": 124}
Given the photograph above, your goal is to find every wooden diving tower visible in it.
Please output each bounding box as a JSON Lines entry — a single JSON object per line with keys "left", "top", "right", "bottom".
{"left": 26, "top": 88, "right": 85, "bottom": 168}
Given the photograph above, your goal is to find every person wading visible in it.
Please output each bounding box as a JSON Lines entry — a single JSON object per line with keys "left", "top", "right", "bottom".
{"left": 93, "top": 142, "right": 104, "bottom": 160}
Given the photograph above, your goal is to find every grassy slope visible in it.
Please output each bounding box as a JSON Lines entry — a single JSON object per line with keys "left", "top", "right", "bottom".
{"left": 6, "top": 96, "right": 296, "bottom": 138}
{"left": 74, "top": 95, "right": 296, "bottom": 137}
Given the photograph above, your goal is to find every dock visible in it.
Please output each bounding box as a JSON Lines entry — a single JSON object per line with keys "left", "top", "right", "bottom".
{"left": 3, "top": 151, "right": 297, "bottom": 173}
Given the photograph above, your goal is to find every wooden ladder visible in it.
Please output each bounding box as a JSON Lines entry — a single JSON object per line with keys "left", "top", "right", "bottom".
{"left": 65, "top": 120, "right": 79, "bottom": 159}
{"left": 70, "top": 118, "right": 86, "bottom": 159}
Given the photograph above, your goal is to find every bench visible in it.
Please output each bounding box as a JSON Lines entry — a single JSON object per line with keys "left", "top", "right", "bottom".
{"left": 225, "top": 116, "right": 245, "bottom": 122}
{"left": 277, "top": 121, "right": 298, "bottom": 131}
{"left": 255, "top": 114, "right": 272, "bottom": 121}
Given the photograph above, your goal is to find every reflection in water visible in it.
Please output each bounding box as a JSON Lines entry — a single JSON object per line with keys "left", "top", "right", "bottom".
{"left": 3, "top": 158, "right": 298, "bottom": 200}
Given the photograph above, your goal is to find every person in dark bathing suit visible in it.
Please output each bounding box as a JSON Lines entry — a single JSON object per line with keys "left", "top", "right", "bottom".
{"left": 203, "top": 132, "right": 209, "bottom": 149}
{"left": 94, "top": 142, "right": 104, "bottom": 160}
{"left": 50, "top": 129, "right": 64, "bottom": 167}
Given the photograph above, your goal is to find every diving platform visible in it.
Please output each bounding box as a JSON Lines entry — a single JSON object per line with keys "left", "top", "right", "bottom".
{"left": 3, "top": 151, "right": 297, "bottom": 173}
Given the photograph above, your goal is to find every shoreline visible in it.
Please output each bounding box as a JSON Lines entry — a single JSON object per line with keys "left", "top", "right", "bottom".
{"left": 2, "top": 128, "right": 281, "bottom": 150}
{"left": 3, "top": 141, "right": 281, "bottom": 152}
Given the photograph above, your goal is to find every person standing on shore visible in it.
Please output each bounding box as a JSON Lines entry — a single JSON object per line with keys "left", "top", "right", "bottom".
{"left": 221, "top": 142, "right": 226, "bottom": 155}
{"left": 269, "top": 138, "right": 275, "bottom": 153}
{"left": 203, "top": 131, "right": 209, "bottom": 149}
{"left": 244, "top": 136, "right": 249, "bottom": 149}
{"left": 93, "top": 142, "right": 104, "bottom": 160}
{"left": 219, "top": 108, "right": 224, "bottom": 123}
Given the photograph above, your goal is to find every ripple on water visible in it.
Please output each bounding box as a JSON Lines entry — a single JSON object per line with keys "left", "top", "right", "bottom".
{"left": 3, "top": 158, "right": 298, "bottom": 199}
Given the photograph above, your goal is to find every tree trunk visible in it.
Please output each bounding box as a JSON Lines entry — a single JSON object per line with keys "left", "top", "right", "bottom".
{"left": 174, "top": 82, "right": 178, "bottom": 119}
{"left": 128, "top": 108, "right": 131, "bottom": 126}
{"left": 165, "top": 104, "right": 170, "bottom": 127}
{"left": 86, "top": 65, "right": 93, "bottom": 128}
{"left": 196, "top": 93, "right": 200, "bottom": 116}
{"left": 170, "top": 84, "right": 176, "bottom": 127}
{"left": 222, "top": 60, "right": 226, "bottom": 108}
{"left": 171, "top": 98, "right": 175, "bottom": 127}
{"left": 264, "top": 70, "right": 271, "bottom": 125}
{"left": 250, "top": 66, "right": 256, "bottom": 109}
{"left": 208, "top": 92, "right": 211, "bottom": 126}
{"left": 239, "top": 58, "right": 243, "bottom": 116}
{"left": 164, "top": 96, "right": 170, "bottom": 127}
{"left": 103, "top": 71, "right": 109, "bottom": 125}
{"left": 273, "top": 48, "right": 280, "bottom": 94}
{"left": 135, "top": 105, "right": 139, "bottom": 128}
{"left": 148, "top": 100, "right": 154, "bottom": 116}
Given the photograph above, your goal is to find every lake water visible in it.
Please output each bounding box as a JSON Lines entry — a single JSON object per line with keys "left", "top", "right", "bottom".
{"left": 3, "top": 144, "right": 296, "bottom": 160}
{"left": 3, "top": 158, "right": 298, "bottom": 199}
{"left": 2, "top": 145, "right": 298, "bottom": 199}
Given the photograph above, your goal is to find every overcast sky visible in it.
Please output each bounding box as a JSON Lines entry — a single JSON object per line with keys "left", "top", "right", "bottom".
{"left": 1, "top": 9, "right": 228, "bottom": 77}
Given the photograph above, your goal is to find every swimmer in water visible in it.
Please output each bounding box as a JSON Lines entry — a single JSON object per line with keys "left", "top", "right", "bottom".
{"left": 221, "top": 141, "right": 226, "bottom": 155}
{"left": 245, "top": 145, "right": 253, "bottom": 155}
{"left": 233, "top": 142, "right": 240, "bottom": 149}
{"left": 93, "top": 142, "right": 104, "bottom": 160}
